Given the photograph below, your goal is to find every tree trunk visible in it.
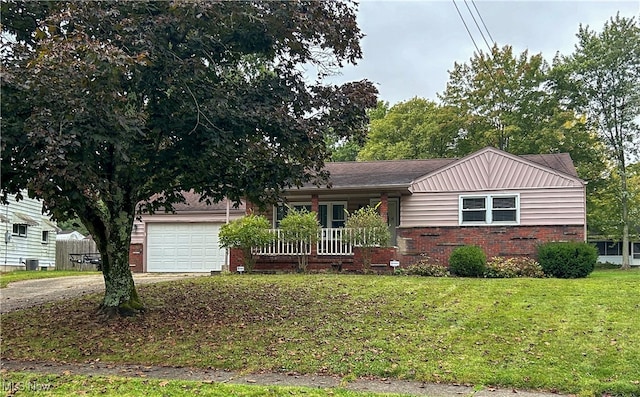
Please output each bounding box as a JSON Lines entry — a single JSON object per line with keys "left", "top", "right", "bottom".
{"left": 621, "top": 168, "right": 631, "bottom": 270}
{"left": 101, "top": 254, "right": 143, "bottom": 317}
{"left": 86, "top": 206, "right": 144, "bottom": 317}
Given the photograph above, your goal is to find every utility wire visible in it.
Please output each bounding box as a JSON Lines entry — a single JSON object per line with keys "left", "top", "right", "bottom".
{"left": 451, "top": 0, "right": 513, "bottom": 150}
{"left": 451, "top": 0, "right": 483, "bottom": 57}
{"left": 464, "top": 0, "right": 494, "bottom": 53}
{"left": 470, "top": 0, "right": 496, "bottom": 46}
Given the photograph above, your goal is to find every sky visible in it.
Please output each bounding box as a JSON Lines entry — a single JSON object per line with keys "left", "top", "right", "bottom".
{"left": 324, "top": 0, "right": 640, "bottom": 105}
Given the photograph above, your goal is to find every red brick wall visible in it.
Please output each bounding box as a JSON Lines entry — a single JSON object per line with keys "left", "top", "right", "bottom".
{"left": 396, "top": 225, "right": 584, "bottom": 266}
{"left": 230, "top": 248, "right": 357, "bottom": 272}
{"left": 229, "top": 225, "right": 584, "bottom": 272}
{"left": 128, "top": 243, "right": 144, "bottom": 273}
{"left": 230, "top": 248, "right": 398, "bottom": 273}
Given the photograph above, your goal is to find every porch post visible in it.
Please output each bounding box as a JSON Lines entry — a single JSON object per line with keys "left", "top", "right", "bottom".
{"left": 245, "top": 200, "right": 254, "bottom": 215}
{"left": 311, "top": 194, "right": 319, "bottom": 260}
{"left": 380, "top": 193, "right": 388, "bottom": 223}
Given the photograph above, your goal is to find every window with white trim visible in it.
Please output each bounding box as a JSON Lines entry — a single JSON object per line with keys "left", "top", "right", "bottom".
{"left": 459, "top": 194, "right": 519, "bottom": 225}
{"left": 42, "top": 230, "right": 50, "bottom": 244}
{"left": 275, "top": 202, "right": 346, "bottom": 228}
{"left": 12, "top": 224, "right": 27, "bottom": 237}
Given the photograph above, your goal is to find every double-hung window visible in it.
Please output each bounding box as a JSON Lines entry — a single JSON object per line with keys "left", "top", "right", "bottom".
{"left": 459, "top": 194, "right": 519, "bottom": 225}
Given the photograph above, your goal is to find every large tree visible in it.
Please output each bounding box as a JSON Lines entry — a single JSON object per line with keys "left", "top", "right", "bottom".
{"left": 1, "top": 1, "right": 376, "bottom": 315}
{"left": 358, "top": 98, "right": 460, "bottom": 160}
{"left": 553, "top": 15, "right": 640, "bottom": 269}
{"left": 438, "top": 44, "right": 605, "bottom": 198}
{"left": 589, "top": 162, "right": 640, "bottom": 247}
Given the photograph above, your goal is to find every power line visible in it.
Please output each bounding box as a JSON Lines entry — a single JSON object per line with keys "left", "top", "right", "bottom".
{"left": 451, "top": 0, "right": 483, "bottom": 57}
{"left": 470, "top": 0, "right": 496, "bottom": 46}
{"left": 464, "top": 0, "right": 494, "bottom": 53}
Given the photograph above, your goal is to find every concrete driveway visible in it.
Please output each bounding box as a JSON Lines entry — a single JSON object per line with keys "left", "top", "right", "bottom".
{"left": 0, "top": 273, "right": 207, "bottom": 314}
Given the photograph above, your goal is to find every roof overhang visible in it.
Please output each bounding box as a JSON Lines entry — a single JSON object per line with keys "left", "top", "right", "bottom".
{"left": 13, "top": 212, "right": 40, "bottom": 226}
{"left": 285, "top": 183, "right": 412, "bottom": 197}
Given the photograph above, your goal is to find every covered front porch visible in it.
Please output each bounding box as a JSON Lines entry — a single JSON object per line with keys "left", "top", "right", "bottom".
{"left": 233, "top": 192, "right": 402, "bottom": 272}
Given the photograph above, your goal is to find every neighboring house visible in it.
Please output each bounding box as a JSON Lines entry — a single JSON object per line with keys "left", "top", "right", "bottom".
{"left": 230, "top": 147, "right": 587, "bottom": 272}
{"left": 1, "top": 190, "right": 59, "bottom": 271}
{"left": 588, "top": 237, "right": 640, "bottom": 267}
{"left": 129, "top": 191, "right": 245, "bottom": 273}
{"left": 56, "top": 230, "right": 86, "bottom": 241}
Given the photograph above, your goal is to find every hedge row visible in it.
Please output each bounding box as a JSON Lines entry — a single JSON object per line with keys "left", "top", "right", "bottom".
{"left": 404, "top": 241, "right": 597, "bottom": 279}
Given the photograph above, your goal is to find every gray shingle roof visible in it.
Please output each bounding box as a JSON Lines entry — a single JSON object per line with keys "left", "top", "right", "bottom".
{"left": 301, "top": 151, "right": 578, "bottom": 191}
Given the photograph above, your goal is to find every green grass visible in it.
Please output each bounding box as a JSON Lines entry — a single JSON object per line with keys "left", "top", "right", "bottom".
{"left": 0, "top": 372, "right": 408, "bottom": 397}
{"left": 0, "top": 270, "right": 100, "bottom": 288}
{"left": 2, "top": 270, "right": 639, "bottom": 396}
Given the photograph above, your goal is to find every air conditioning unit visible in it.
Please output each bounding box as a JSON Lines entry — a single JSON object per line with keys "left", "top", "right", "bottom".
{"left": 25, "top": 259, "right": 39, "bottom": 271}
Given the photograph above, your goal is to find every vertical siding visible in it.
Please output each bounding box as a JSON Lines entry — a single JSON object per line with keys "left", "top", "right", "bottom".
{"left": 401, "top": 187, "right": 585, "bottom": 227}
{"left": 1, "top": 191, "right": 58, "bottom": 269}
{"left": 412, "top": 149, "right": 582, "bottom": 192}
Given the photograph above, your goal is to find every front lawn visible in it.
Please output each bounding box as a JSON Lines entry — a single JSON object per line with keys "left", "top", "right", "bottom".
{"left": 0, "top": 372, "right": 406, "bottom": 397}
{"left": 0, "top": 270, "right": 100, "bottom": 288}
{"left": 2, "top": 270, "right": 639, "bottom": 396}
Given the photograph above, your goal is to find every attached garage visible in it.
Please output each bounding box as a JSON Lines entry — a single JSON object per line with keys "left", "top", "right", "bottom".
{"left": 146, "top": 223, "right": 226, "bottom": 272}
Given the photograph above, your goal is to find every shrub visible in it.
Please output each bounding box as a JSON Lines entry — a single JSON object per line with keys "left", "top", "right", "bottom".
{"left": 280, "top": 207, "right": 320, "bottom": 272}
{"left": 344, "top": 204, "right": 391, "bottom": 272}
{"left": 219, "top": 214, "right": 273, "bottom": 273}
{"left": 484, "top": 256, "right": 545, "bottom": 278}
{"left": 449, "top": 245, "right": 486, "bottom": 277}
{"left": 406, "top": 257, "right": 449, "bottom": 277}
{"left": 537, "top": 241, "right": 597, "bottom": 278}
{"left": 595, "top": 261, "right": 622, "bottom": 269}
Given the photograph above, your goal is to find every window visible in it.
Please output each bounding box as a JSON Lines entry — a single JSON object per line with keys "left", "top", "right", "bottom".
{"left": 329, "top": 204, "right": 346, "bottom": 228}
{"left": 459, "top": 194, "right": 519, "bottom": 225}
{"left": 274, "top": 204, "right": 312, "bottom": 227}
{"left": 12, "top": 224, "right": 27, "bottom": 237}
{"left": 274, "top": 202, "right": 346, "bottom": 228}
{"left": 596, "top": 241, "right": 638, "bottom": 257}
{"left": 42, "top": 230, "right": 50, "bottom": 244}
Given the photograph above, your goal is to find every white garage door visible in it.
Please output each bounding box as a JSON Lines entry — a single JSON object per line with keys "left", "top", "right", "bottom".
{"left": 146, "top": 223, "right": 225, "bottom": 272}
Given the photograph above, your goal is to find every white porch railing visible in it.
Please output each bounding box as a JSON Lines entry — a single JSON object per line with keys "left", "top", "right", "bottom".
{"left": 255, "top": 229, "right": 312, "bottom": 255}
{"left": 317, "top": 228, "right": 354, "bottom": 256}
{"left": 255, "top": 228, "right": 356, "bottom": 256}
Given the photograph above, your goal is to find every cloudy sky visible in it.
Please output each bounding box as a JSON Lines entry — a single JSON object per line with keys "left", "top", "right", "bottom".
{"left": 325, "top": 0, "right": 639, "bottom": 105}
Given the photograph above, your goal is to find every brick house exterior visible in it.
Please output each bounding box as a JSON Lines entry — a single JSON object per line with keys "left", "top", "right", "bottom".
{"left": 240, "top": 147, "right": 586, "bottom": 272}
